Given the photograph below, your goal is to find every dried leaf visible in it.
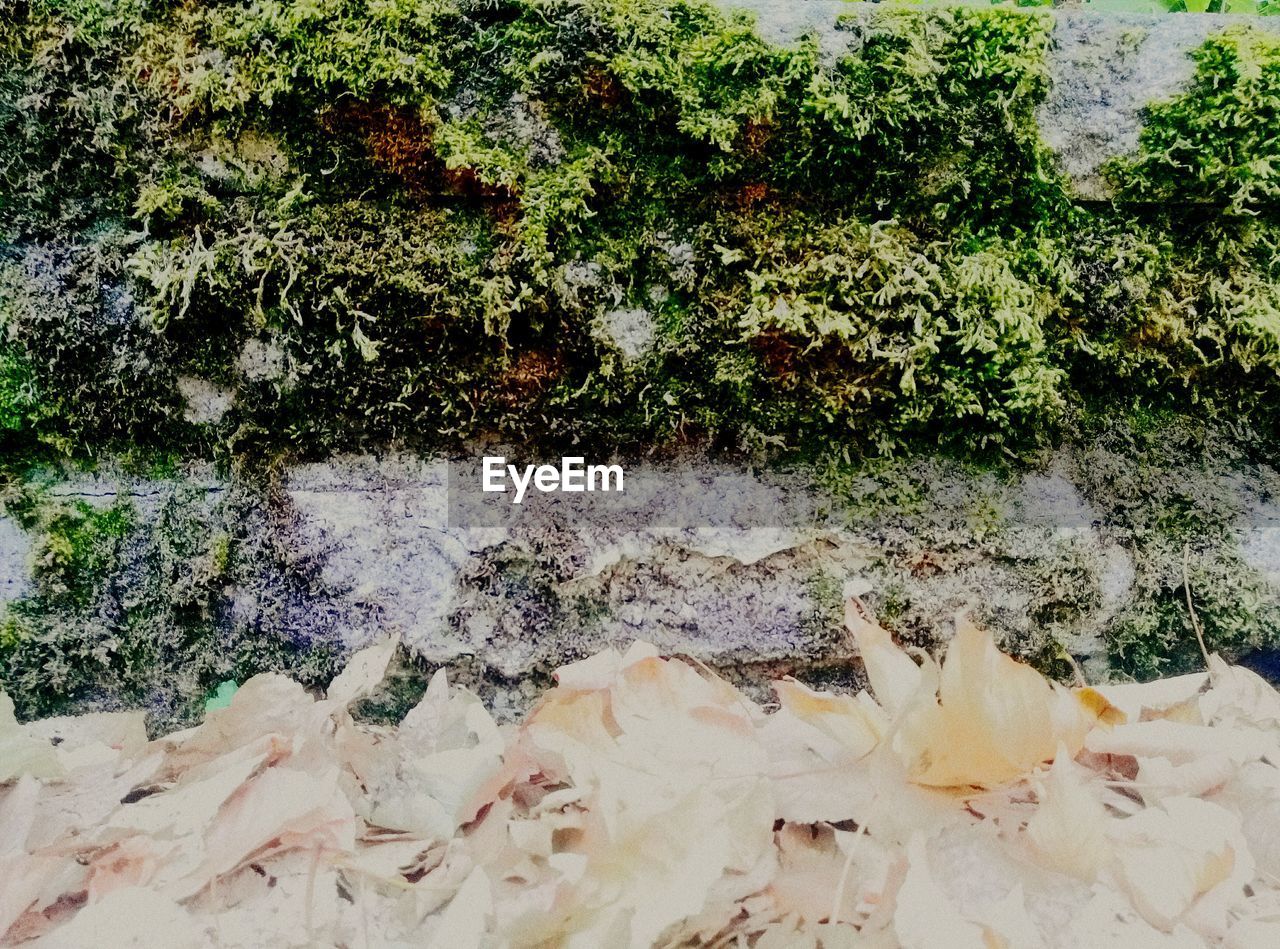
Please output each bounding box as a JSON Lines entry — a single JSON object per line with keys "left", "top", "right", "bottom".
{"left": 1025, "top": 748, "right": 1112, "bottom": 881}
{"left": 893, "top": 618, "right": 1094, "bottom": 788}
{"left": 4, "top": 621, "right": 1280, "bottom": 948}
{"left": 0, "top": 693, "right": 62, "bottom": 782}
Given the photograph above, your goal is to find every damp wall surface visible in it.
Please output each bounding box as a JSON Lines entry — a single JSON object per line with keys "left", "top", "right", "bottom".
{"left": 3, "top": 6, "right": 1280, "bottom": 727}
{"left": 6, "top": 433, "right": 1280, "bottom": 724}
{"left": 721, "top": 4, "right": 1280, "bottom": 198}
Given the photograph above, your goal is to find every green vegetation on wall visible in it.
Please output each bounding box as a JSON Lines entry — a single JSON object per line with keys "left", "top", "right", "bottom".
{"left": 3, "top": 0, "right": 1280, "bottom": 707}
{"left": 0, "top": 480, "right": 344, "bottom": 727}
{"left": 9, "top": 1, "right": 1275, "bottom": 464}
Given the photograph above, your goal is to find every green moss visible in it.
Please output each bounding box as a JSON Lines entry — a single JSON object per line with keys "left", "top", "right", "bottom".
{"left": 1062, "top": 410, "right": 1280, "bottom": 680}
{"left": 0, "top": 616, "right": 22, "bottom": 652}
{"left": 0, "top": 478, "right": 346, "bottom": 729}
{"left": 1072, "top": 410, "right": 1247, "bottom": 542}
{"left": 28, "top": 500, "right": 134, "bottom": 610}
{"left": 9, "top": 2, "right": 1273, "bottom": 463}
{"left": 209, "top": 531, "right": 231, "bottom": 577}
{"left": 1029, "top": 538, "right": 1102, "bottom": 628}
{"left": 1109, "top": 29, "right": 1280, "bottom": 222}
{"left": 349, "top": 647, "right": 433, "bottom": 726}
{"left": 730, "top": 216, "right": 1065, "bottom": 451}
{"left": 0, "top": 344, "right": 38, "bottom": 434}
{"left": 0, "top": 2, "right": 1088, "bottom": 461}
{"left": 3, "top": 2, "right": 1280, "bottom": 691}
{"left": 1110, "top": 546, "right": 1280, "bottom": 680}
{"left": 0, "top": 241, "right": 185, "bottom": 456}
{"left": 803, "top": 569, "right": 846, "bottom": 640}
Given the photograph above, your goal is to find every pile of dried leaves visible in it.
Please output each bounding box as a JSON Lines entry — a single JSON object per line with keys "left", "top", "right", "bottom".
{"left": 3, "top": 602, "right": 1280, "bottom": 947}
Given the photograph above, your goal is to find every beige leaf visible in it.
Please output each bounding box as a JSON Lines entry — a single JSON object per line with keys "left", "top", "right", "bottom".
{"left": 167, "top": 765, "right": 355, "bottom": 899}
{"left": 34, "top": 885, "right": 204, "bottom": 949}
{"left": 1107, "top": 796, "right": 1250, "bottom": 934}
{"left": 1226, "top": 915, "right": 1280, "bottom": 949}
{"left": 0, "top": 853, "right": 64, "bottom": 942}
{"left": 8, "top": 632, "right": 1280, "bottom": 948}
{"left": 553, "top": 641, "right": 660, "bottom": 692}
{"left": 1215, "top": 759, "right": 1280, "bottom": 878}
{"left": 1025, "top": 748, "right": 1112, "bottom": 881}
{"left": 23, "top": 710, "right": 148, "bottom": 767}
{"left": 86, "top": 836, "right": 166, "bottom": 902}
{"left": 894, "top": 619, "right": 1094, "bottom": 788}
{"left": 1068, "top": 887, "right": 1206, "bottom": 948}
{"left": 767, "top": 823, "right": 877, "bottom": 927}
{"left": 0, "top": 693, "right": 62, "bottom": 783}
{"left": 326, "top": 634, "right": 399, "bottom": 706}
{"left": 0, "top": 774, "right": 39, "bottom": 856}
{"left": 845, "top": 600, "right": 927, "bottom": 718}
{"left": 1095, "top": 674, "right": 1208, "bottom": 723}
{"left": 1085, "top": 719, "right": 1261, "bottom": 768}
{"left": 893, "top": 835, "right": 989, "bottom": 949}
{"left": 361, "top": 668, "right": 504, "bottom": 838}
{"left": 771, "top": 678, "right": 886, "bottom": 760}
{"left": 1203, "top": 654, "right": 1280, "bottom": 730}
{"left": 429, "top": 866, "right": 492, "bottom": 949}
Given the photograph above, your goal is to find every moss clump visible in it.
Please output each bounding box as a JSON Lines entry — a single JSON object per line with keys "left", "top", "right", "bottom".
{"left": 3, "top": 4, "right": 1279, "bottom": 465}
{"left": 1028, "top": 538, "right": 1103, "bottom": 630}
{"left": 731, "top": 217, "right": 1064, "bottom": 452}
{"left": 5, "top": 1, "right": 1276, "bottom": 463}
{"left": 1071, "top": 30, "right": 1280, "bottom": 420}
{"left": 0, "top": 240, "right": 185, "bottom": 458}
{"left": 28, "top": 500, "right": 134, "bottom": 610}
{"left": 1110, "top": 546, "right": 1280, "bottom": 680}
{"left": 0, "top": 2, "right": 1080, "bottom": 460}
{"left": 0, "top": 490, "right": 137, "bottom": 718}
{"left": 0, "top": 343, "right": 39, "bottom": 436}
{"left": 0, "top": 479, "right": 345, "bottom": 729}
{"left": 1066, "top": 411, "right": 1280, "bottom": 680}
{"left": 1111, "top": 30, "right": 1280, "bottom": 220}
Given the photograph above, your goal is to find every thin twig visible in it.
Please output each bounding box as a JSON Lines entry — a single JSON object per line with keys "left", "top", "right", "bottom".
{"left": 1182, "top": 542, "right": 1212, "bottom": 669}
{"left": 1062, "top": 648, "right": 1088, "bottom": 689}
{"left": 830, "top": 816, "right": 871, "bottom": 929}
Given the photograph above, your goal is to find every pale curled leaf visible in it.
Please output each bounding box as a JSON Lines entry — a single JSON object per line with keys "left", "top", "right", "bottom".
{"left": 4, "top": 625, "right": 1280, "bottom": 947}
{"left": 1107, "top": 797, "right": 1251, "bottom": 934}
{"left": 0, "top": 693, "right": 62, "bottom": 783}
{"left": 325, "top": 634, "right": 399, "bottom": 706}
{"left": 846, "top": 599, "right": 926, "bottom": 718}
{"left": 891, "top": 617, "right": 1099, "bottom": 788}
{"left": 1025, "top": 747, "right": 1112, "bottom": 882}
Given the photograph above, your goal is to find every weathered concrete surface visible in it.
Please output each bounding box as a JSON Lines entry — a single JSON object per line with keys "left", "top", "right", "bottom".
{"left": 9, "top": 442, "right": 1280, "bottom": 716}
{"left": 283, "top": 455, "right": 863, "bottom": 677}
{"left": 0, "top": 516, "right": 30, "bottom": 604}
{"left": 718, "top": 4, "right": 1280, "bottom": 198}
{"left": 1037, "top": 10, "right": 1280, "bottom": 198}
{"left": 720, "top": 0, "right": 857, "bottom": 59}
{"left": 1239, "top": 488, "right": 1280, "bottom": 589}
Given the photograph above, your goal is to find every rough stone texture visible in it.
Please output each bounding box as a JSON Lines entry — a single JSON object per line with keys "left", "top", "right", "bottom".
{"left": 1238, "top": 488, "right": 1280, "bottom": 588}
{"left": 283, "top": 455, "right": 855, "bottom": 675}
{"left": 723, "top": 0, "right": 858, "bottom": 59}
{"left": 0, "top": 516, "right": 31, "bottom": 604}
{"left": 236, "top": 337, "right": 289, "bottom": 383}
{"left": 598, "top": 307, "right": 655, "bottom": 360}
{"left": 283, "top": 455, "right": 500, "bottom": 655}
{"left": 1037, "top": 11, "right": 1280, "bottom": 198}
{"left": 176, "top": 376, "right": 234, "bottom": 425}
{"left": 10, "top": 444, "right": 1280, "bottom": 714}
{"left": 38, "top": 467, "right": 224, "bottom": 509}
{"left": 717, "top": 4, "right": 1280, "bottom": 198}
{"left": 441, "top": 90, "right": 566, "bottom": 168}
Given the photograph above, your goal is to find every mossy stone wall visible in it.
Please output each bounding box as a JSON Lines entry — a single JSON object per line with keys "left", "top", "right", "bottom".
{"left": 2, "top": 3, "right": 1280, "bottom": 727}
